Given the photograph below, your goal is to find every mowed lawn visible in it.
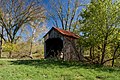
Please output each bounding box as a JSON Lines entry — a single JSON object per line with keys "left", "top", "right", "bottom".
{"left": 0, "top": 59, "right": 120, "bottom": 80}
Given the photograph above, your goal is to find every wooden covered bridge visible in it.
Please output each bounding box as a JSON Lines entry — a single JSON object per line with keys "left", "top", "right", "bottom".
{"left": 43, "top": 27, "right": 82, "bottom": 61}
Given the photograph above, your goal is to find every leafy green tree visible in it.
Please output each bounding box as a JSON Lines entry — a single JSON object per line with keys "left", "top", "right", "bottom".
{"left": 79, "top": 0, "right": 120, "bottom": 65}
{"left": 2, "top": 42, "right": 20, "bottom": 57}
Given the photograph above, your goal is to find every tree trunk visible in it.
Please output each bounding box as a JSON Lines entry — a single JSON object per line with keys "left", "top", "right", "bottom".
{"left": 101, "top": 35, "right": 108, "bottom": 65}
{"left": 93, "top": 46, "right": 95, "bottom": 59}
{"left": 0, "top": 40, "right": 2, "bottom": 58}
{"left": 101, "top": 44, "right": 107, "bottom": 65}
{"left": 0, "top": 27, "right": 3, "bottom": 58}
{"left": 112, "top": 44, "right": 119, "bottom": 67}
{"left": 9, "top": 51, "right": 12, "bottom": 58}
{"left": 78, "top": 46, "right": 83, "bottom": 61}
{"left": 29, "top": 29, "right": 35, "bottom": 59}
{"left": 90, "top": 46, "right": 93, "bottom": 63}
{"left": 29, "top": 41, "right": 33, "bottom": 59}
{"left": 90, "top": 46, "right": 92, "bottom": 59}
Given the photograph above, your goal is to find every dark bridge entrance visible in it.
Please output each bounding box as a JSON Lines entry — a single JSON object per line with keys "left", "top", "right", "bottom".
{"left": 45, "top": 38, "right": 63, "bottom": 58}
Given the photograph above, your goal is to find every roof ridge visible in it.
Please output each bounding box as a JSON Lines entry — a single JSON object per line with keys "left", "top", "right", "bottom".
{"left": 54, "top": 27, "right": 80, "bottom": 39}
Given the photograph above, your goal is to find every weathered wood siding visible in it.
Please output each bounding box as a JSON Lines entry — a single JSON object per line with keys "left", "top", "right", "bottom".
{"left": 44, "top": 29, "right": 64, "bottom": 42}
{"left": 44, "top": 28, "right": 82, "bottom": 61}
{"left": 62, "top": 37, "right": 79, "bottom": 61}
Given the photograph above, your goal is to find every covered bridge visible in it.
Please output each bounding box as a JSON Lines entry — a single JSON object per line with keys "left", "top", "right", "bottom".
{"left": 43, "top": 27, "right": 82, "bottom": 61}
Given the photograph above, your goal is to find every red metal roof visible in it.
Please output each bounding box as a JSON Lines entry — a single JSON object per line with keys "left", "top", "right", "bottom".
{"left": 54, "top": 27, "right": 80, "bottom": 39}
{"left": 43, "top": 27, "right": 80, "bottom": 39}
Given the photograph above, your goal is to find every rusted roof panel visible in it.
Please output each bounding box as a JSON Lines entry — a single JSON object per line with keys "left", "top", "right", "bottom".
{"left": 54, "top": 27, "right": 79, "bottom": 39}
{"left": 43, "top": 27, "right": 80, "bottom": 39}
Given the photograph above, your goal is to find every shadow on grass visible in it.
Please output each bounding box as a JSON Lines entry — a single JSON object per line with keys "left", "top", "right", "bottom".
{"left": 10, "top": 59, "right": 120, "bottom": 73}
{"left": 10, "top": 59, "right": 81, "bottom": 68}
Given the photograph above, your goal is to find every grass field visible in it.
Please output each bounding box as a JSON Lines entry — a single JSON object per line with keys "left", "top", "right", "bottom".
{"left": 0, "top": 59, "right": 120, "bottom": 80}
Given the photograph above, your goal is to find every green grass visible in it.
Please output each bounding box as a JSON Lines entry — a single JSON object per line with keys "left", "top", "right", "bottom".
{"left": 0, "top": 59, "right": 120, "bottom": 80}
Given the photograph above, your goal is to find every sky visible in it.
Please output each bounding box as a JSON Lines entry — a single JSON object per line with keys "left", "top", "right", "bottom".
{"left": 42, "top": 0, "right": 90, "bottom": 29}
{"left": 42, "top": 0, "right": 90, "bottom": 30}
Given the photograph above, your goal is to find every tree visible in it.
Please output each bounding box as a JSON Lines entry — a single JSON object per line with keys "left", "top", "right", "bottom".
{"left": 0, "top": 0, "right": 45, "bottom": 43}
{"left": 79, "top": 0, "right": 120, "bottom": 65}
{"left": 27, "top": 21, "right": 47, "bottom": 58}
{"left": 0, "top": 0, "right": 46, "bottom": 58}
{"left": 0, "top": 9, "right": 4, "bottom": 58}
{"left": 46, "top": 0, "right": 81, "bottom": 31}
{"left": 0, "top": 26, "right": 3, "bottom": 58}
